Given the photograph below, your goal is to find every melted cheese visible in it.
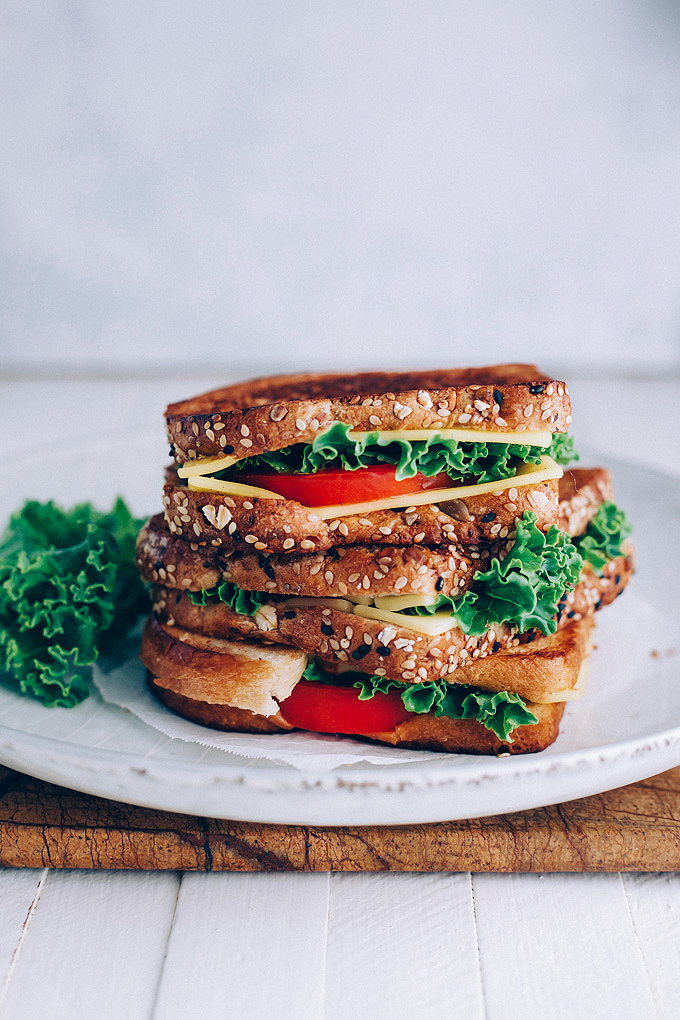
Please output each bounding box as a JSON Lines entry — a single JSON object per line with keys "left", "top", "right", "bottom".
{"left": 187, "top": 456, "right": 563, "bottom": 516}
{"left": 351, "top": 603, "right": 459, "bottom": 636}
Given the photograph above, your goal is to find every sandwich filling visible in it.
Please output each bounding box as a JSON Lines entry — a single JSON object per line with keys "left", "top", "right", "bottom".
{"left": 187, "top": 504, "right": 629, "bottom": 641}
{"left": 178, "top": 424, "right": 577, "bottom": 513}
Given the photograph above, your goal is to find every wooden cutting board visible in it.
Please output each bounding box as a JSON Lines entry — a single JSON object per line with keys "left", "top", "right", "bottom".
{"left": 1, "top": 764, "right": 679, "bottom": 871}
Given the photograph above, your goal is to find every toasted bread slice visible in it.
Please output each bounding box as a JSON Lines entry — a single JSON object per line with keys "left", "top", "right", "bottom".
{"left": 138, "top": 512, "right": 489, "bottom": 599}
{"left": 166, "top": 365, "right": 572, "bottom": 464}
{"left": 162, "top": 468, "right": 559, "bottom": 554}
{"left": 149, "top": 552, "right": 632, "bottom": 698}
{"left": 143, "top": 619, "right": 590, "bottom": 755}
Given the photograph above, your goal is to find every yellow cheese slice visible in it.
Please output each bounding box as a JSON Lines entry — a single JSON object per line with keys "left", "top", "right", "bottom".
{"left": 178, "top": 454, "right": 239, "bottom": 479}
{"left": 348, "top": 427, "right": 552, "bottom": 446}
{"left": 187, "top": 456, "right": 563, "bottom": 514}
{"left": 372, "top": 594, "right": 439, "bottom": 612}
{"left": 308, "top": 457, "right": 562, "bottom": 519}
{"left": 531, "top": 657, "right": 590, "bottom": 704}
{"left": 351, "top": 603, "right": 459, "bottom": 636}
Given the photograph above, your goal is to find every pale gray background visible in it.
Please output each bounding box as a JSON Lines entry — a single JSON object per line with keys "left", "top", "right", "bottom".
{"left": 2, "top": 1, "right": 680, "bottom": 376}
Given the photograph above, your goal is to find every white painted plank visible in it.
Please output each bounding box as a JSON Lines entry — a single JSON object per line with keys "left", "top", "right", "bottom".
{"left": 151, "top": 872, "right": 329, "bottom": 1020}
{"left": 622, "top": 873, "right": 680, "bottom": 1015}
{"left": 0, "top": 869, "right": 46, "bottom": 1008}
{"left": 473, "top": 873, "right": 656, "bottom": 1020}
{"left": 325, "top": 873, "right": 483, "bottom": 1020}
{"left": 0, "top": 870, "right": 180, "bottom": 1020}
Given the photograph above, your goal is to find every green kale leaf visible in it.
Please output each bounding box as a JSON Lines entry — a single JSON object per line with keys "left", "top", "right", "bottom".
{"left": 0, "top": 499, "right": 149, "bottom": 707}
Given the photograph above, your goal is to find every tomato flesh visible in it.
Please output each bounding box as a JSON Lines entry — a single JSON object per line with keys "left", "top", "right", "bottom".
{"left": 237, "top": 465, "right": 452, "bottom": 506}
{"left": 279, "top": 680, "right": 410, "bottom": 735}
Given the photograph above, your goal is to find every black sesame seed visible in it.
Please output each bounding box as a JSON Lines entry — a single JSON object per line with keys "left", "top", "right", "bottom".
{"left": 264, "top": 563, "right": 276, "bottom": 580}
{"left": 222, "top": 444, "right": 234, "bottom": 454}
{"left": 481, "top": 511, "right": 497, "bottom": 523}
{"left": 231, "top": 531, "right": 242, "bottom": 542}
{"left": 175, "top": 593, "right": 182, "bottom": 604}
{"left": 321, "top": 624, "right": 334, "bottom": 635}
{"left": 615, "top": 574, "right": 621, "bottom": 585}
{"left": 328, "top": 547, "right": 341, "bottom": 561}
{"left": 283, "top": 610, "right": 296, "bottom": 619}
{"left": 567, "top": 610, "right": 575, "bottom": 619}
{"left": 595, "top": 600, "right": 603, "bottom": 611}
{"left": 351, "top": 645, "right": 371, "bottom": 660}
{"left": 435, "top": 576, "right": 444, "bottom": 592}
{"left": 493, "top": 389, "right": 503, "bottom": 406}
{"left": 376, "top": 645, "right": 391, "bottom": 657}
{"left": 154, "top": 560, "right": 164, "bottom": 570}
{"left": 168, "top": 446, "right": 175, "bottom": 457}
{"left": 492, "top": 641, "right": 501, "bottom": 653}
{"left": 529, "top": 383, "right": 545, "bottom": 395}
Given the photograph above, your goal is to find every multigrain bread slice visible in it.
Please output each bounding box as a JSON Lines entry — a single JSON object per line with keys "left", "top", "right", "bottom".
{"left": 143, "top": 467, "right": 607, "bottom": 594}
{"left": 162, "top": 467, "right": 559, "bottom": 554}
{"left": 142, "top": 619, "right": 590, "bottom": 754}
{"left": 166, "top": 365, "right": 572, "bottom": 464}
{"left": 138, "top": 512, "right": 489, "bottom": 599}
{"left": 149, "top": 551, "right": 632, "bottom": 698}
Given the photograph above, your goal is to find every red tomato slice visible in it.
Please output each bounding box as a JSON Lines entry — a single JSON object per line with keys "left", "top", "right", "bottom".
{"left": 237, "top": 465, "right": 452, "bottom": 506}
{"left": 279, "top": 680, "right": 410, "bottom": 735}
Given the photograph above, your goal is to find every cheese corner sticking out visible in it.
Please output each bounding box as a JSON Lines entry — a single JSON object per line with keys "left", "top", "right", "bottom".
{"left": 178, "top": 454, "right": 239, "bottom": 479}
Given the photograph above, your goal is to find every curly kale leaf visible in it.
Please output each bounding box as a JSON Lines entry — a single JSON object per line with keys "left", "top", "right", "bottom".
{"left": 405, "top": 512, "right": 583, "bottom": 636}
{"left": 187, "top": 580, "right": 271, "bottom": 615}
{"left": 225, "top": 423, "right": 547, "bottom": 483}
{"left": 0, "top": 499, "right": 149, "bottom": 707}
{"left": 573, "top": 501, "right": 632, "bottom": 575}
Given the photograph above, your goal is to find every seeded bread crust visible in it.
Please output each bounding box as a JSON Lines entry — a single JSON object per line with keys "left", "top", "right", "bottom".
{"left": 137, "top": 513, "right": 487, "bottom": 599}
{"left": 163, "top": 469, "right": 559, "bottom": 554}
{"left": 558, "top": 467, "right": 613, "bottom": 537}
{"left": 166, "top": 366, "right": 572, "bottom": 464}
{"left": 149, "top": 551, "right": 632, "bottom": 697}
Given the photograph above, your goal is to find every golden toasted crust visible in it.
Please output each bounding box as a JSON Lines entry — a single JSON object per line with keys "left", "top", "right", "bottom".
{"left": 558, "top": 467, "right": 613, "bottom": 536}
{"left": 140, "top": 616, "right": 306, "bottom": 717}
{"left": 149, "top": 554, "right": 631, "bottom": 697}
{"left": 363, "top": 702, "right": 566, "bottom": 755}
{"left": 162, "top": 468, "right": 559, "bottom": 554}
{"left": 137, "top": 512, "right": 488, "bottom": 599}
{"left": 166, "top": 366, "right": 572, "bottom": 464}
{"left": 148, "top": 680, "right": 289, "bottom": 733}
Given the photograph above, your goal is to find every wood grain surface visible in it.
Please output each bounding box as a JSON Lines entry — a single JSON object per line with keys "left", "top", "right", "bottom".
{"left": 1, "top": 764, "right": 678, "bottom": 872}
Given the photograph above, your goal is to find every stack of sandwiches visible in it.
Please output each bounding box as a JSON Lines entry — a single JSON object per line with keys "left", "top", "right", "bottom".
{"left": 136, "top": 366, "right": 633, "bottom": 755}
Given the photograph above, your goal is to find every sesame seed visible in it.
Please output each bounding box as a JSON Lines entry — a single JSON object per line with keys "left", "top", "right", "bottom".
{"left": 329, "top": 520, "right": 340, "bottom": 531}
{"left": 300, "top": 540, "right": 315, "bottom": 550}
{"left": 474, "top": 399, "right": 490, "bottom": 412}
{"left": 508, "top": 488, "right": 518, "bottom": 501}
{"left": 362, "top": 576, "right": 370, "bottom": 589}
{"left": 523, "top": 403, "right": 533, "bottom": 417}
{"left": 244, "top": 534, "right": 258, "bottom": 543}
{"left": 192, "top": 422, "right": 199, "bottom": 436}
{"left": 324, "top": 570, "right": 334, "bottom": 584}
{"left": 254, "top": 541, "right": 267, "bottom": 550}
{"left": 394, "top": 576, "right": 408, "bottom": 590}
{"left": 369, "top": 415, "right": 381, "bottom": 426}
{"left": 338, "top": 522, "right": 349, "bottom": 537}
{"left": 242, "top": 501, "right": 253, "bottom": 510}
{"left": 283, "top": 538, "right": 295, "bottom": 549}
{"left": 417, "top": 390, "right": 433, "bottom": 408}
{"left": 413, "top": 532, "right": 425, "bottom": 543}
{"left": 458, "top": 413, "right": 471, "bottom": 423}
{"left": 338, "top": 581, "right": 348, "bottom": 594}
{"left": 193, "top": 522, "right": 202, "bottom": 536}
{"left": 417, "top": 667, "right": 428, "bottom": 679}
{"left": 240, "top": 423, "right": 250, "bottom": 437}
{"left": 401, "top": 671, "right": 416, "bottom": 680}
{"left": 296, "top": 418, "right": 306, "bottom": 431}
{"left": 379, "top": 526, "right": 392, "bottom": 535}
{"left": 340, "top": 638, "right": 351, "bottom": 649}
{"left": 228, "top": 521, "right": 237, "bottom": 534}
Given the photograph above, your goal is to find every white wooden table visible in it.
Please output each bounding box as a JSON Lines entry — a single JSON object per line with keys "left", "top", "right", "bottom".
{"left": 1, "top": 373, "right": 679, "bottom": 1020}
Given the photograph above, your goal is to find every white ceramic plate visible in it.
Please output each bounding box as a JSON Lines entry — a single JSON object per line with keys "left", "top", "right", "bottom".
{"left": 0, "top": 434, "right": 678, "bottom": 825}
